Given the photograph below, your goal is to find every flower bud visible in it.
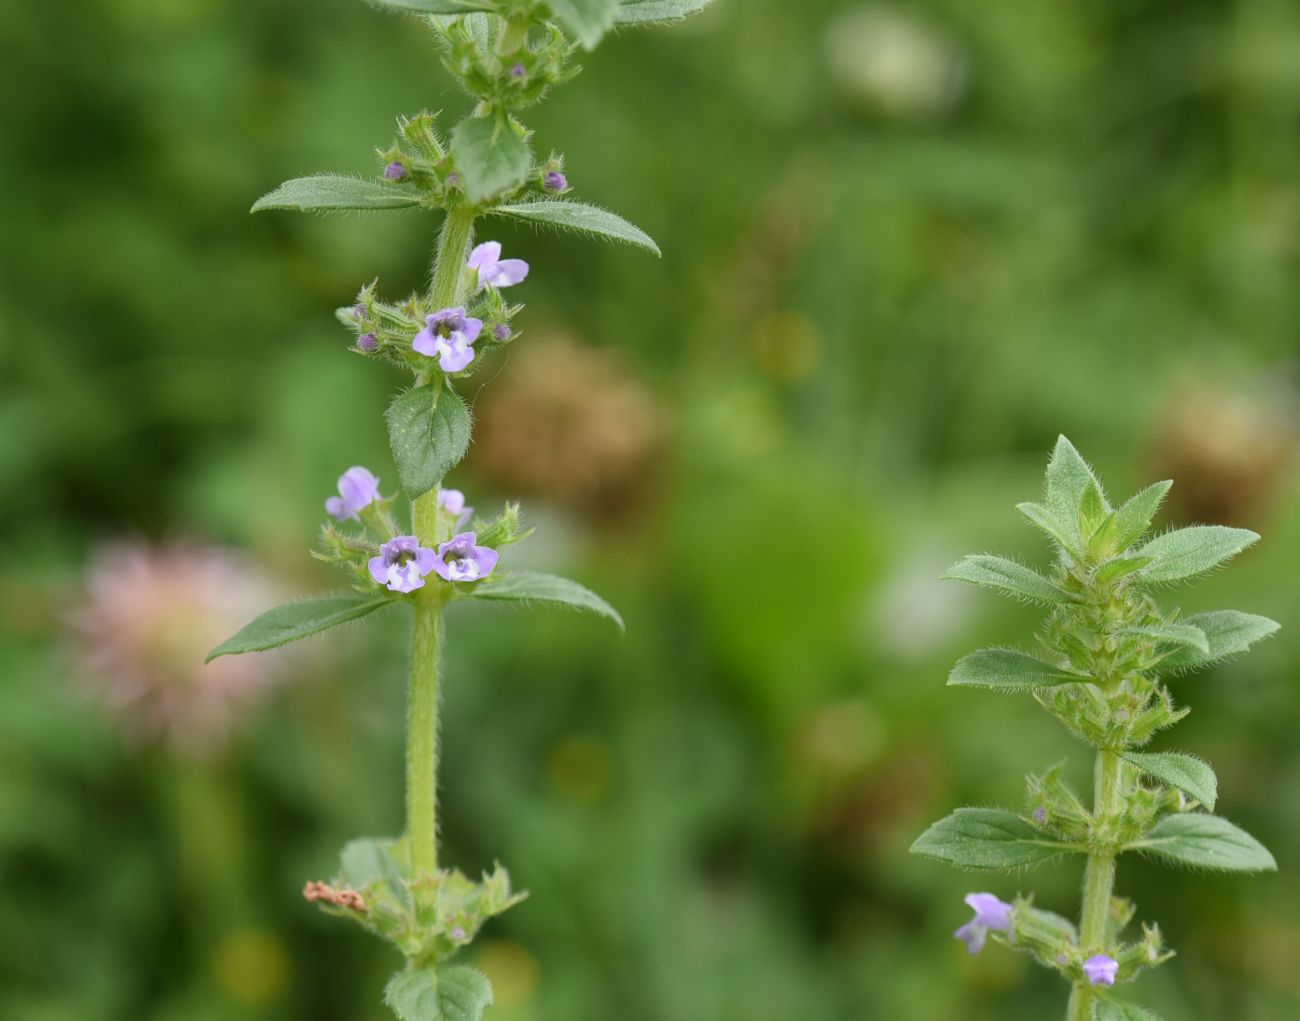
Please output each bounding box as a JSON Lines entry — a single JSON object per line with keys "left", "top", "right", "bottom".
{"left": 544, "top": 170, "right": 568, "bottom": 192}
{"left": 358, "top": 332, "right": 379, "bottom": 353}
{"left": 384, "top": 161, "right": 407, "bottom": 181}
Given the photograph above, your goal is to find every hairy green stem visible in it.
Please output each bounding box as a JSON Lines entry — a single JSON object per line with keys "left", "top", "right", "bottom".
{"left": 1068, "top": 748, "right": 1122, "bottom": 1021}
{"left": 405, "top": 205, "right": 476, "bottom": 886}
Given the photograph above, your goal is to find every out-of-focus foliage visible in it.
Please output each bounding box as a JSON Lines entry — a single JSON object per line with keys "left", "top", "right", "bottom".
{"left": 2, "top": 0, "right": 1299, "bottom": 1019}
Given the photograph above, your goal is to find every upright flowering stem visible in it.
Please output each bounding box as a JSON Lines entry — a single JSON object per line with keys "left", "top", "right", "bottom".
{"left": 1068, "top": 749, "right": 1122, "bottom": 1021}
{"left": 405, "top": 206, "right": 476, "bottom": 890}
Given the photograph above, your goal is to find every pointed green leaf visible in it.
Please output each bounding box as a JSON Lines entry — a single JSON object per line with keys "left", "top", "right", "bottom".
{"left": 486, "top": 201, "right": 660, "bottom": 255}
{"left": 384, "top": 965, "right": 492, "bottom": 1021}
{"left": 251, "top": 175, "right": 421, "bottom": 213}
{"left": 206, "top": 594, "right": 399, "bottom": 661}
{"left": 614, "top": 0, "right": 715, "bottom": 25}
{"left": 1160, "top": 610, "right": 1280, "bottom": 672}
{"left": 1130, "top": 813, "right": 1276, "bottom": 872}
{"left": 942, "top": 555, "right": 1071, "bottom": 605}
{"left": 1016, "top": 501, "right": 1079, "bottom": 557}
{"left": 471, "top": 570, "right": 623, "bottom": 630}
{"left": 366, "top": 0, "right": 494, "bottom": 12}
{"left": 1112, "top": 480, "right": 1172, "bottom": 552}
{"left": 1120, "top": 623, "right": 1209, "bottom": 655}
{"left": 450, "top": 115, "right": 531, "bottom": 204}
{"left": 1044, "top": 436, "right": 1105, "bottom": 548}
{"left": 547, "top": 0, "right": 618, "bottom": 47}
{"left": 386, "top": 384, "right": 473, "bottom": 500}
{"left": 1134, "top": 526, "right": 1259, "bottom": 583}
{"left": 910, "top": 808, "right": 1075, "bottom": 870}
{"left": 1121, "top": 751, "right": 1218, "bottom": 811}
{"left": 1097, "top": 1002, "right": 1164, "bottom": 1021}
{"left": 1094, "top": 556, "right": 1153, "bottom": 585}
{"left": 948, "top": 648, "right": 1081, "bottom": 691}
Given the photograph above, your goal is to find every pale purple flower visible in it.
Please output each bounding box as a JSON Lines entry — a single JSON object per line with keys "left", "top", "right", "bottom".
{"left": 358, "top": 332, "right": 378, "bottom": 352}
{"left": 954, "top": 892, "right": 1013, "bottom": 956}
{"left": 468, "top": 241, "right": 529, "bottom": 290}
{"left": 353, "top": 303, "right": 367, "bottom": 320}
{"left": 437, "top": 488, "right": 474, "bottom": 526}
{"left": 1033, "top": 806, "right": 1048, "bottom": 824}
{"left": 384, "top": 161, "right": 407, "bottom": 181}
{"left": 492, "top": 324, "right": 511, "bottom": 342}
{"left": 1083, "top": 954, "right": 1118, "bottom": 987}
{"left": 326, "top": 466, "right": 381, "bottom": 522}
{"left": 450, "top": 925, "right": 467, "bottom": 940}
{"left": 368, "top": 536, "right": 438, "bottom": 594}
{"left": 413, "top": 307, "right": 484, "bottom": 373}
{"left": 431, "top": 532, "right": 499, "bottom": 583}
{"left": 509, "top": 62, "right": 526, "bottom": 79}
{"left": 544, "top": 170, "right": 568, "bottom": 192}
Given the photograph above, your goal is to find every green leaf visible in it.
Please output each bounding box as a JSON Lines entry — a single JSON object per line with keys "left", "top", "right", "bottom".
{"left": 614, "top": 0, "right": 715, "bottom": 25}
{"left": 366, "top": 0, "right": 494, "bottom": 12}
{"left": 1093, "top": 556, "right": 1153, "bottom": 585}
{"left": 1160, "top": 610, "right": 1280, "bottom": 672}
{"left": 1016, "top": 501, "right": 1078, "bottom": 557}
{"left": 910, "top": 808, "right": 1074, "bottom": 870}
{"left": 384, "top": 965, "right": 493, "bottom": 1021}
{"left": 1044, "top": 436, "right": 1105, "bottom": 550}
{"left": 547, "top": 0, "right": 618, "bottom": 47}
{"left": 1121, "top": 751, "right": 1218, "bottom": 811}
{"left": 1097, "top": 1001, "right": 1164, "bottom": 1021}
{"left": 942, "top": 555, "right": 1071, "bottom": 605}
{"left": 948, "top": 648, "right": 1081, "bottom": 691}
{"left": 206, "top": 594, "right": 399, "bottom": 661}
{"left": 1120, "top": 623, "right": 1209, "bottom": 655}
{"left": 339, "top": 837, "right": 408, "bottom": 892}
{"left": 1111, "top": 480, "right": 1172, "bottom": 552}
{"left": 251, "top": 175, "right": 421, "bottom": 213}
{"left": 1130, "top": 813, "right": 1276, "bottom": 872}
{"left": 386, "top": 385, "right": 473, "bottom": 500}
{"left": 471, "top": 570, "right": 624, "bottom": 630}
{"left": 1134, "top": 525, "right": 1259, "bottom": 583}
{"left": 486, "top": 200, "right": 660, "bottom": 255}
{"left": 450, "top": 115, "right": 531, "bottom": 204}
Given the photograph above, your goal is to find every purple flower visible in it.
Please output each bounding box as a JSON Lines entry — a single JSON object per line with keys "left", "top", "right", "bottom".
{"left": 368, "top": 536, "right": 438, "bottom": 594}
{"left": 353, "top": 303, "right": 368, "bottom": 320}
{"left": 384, "top": 161, "right": 407, "bottom": 181}
{"left": 492, "top": 324, "right": 511, "bottom": 342}
{"left": 431, "top": 532, "right": 499, "bottom": 583}
{"left": 413, "top": 307, "right": 484, "bottom": 373}
{"left": 1082, "top": 954, "right": 1118, "bottom": 987}
{"left": 437, "top": 488, "right": 474, "bottom": 526}
{"left": 450, "top": 925, "right": 467, "bottom": 940}
{"left": 509, "top": 62, "right": 526, "bottom": 79}
{"left": 544, "top": 170, "right": 568, "bottom": 192}
{"left": 468, "top": 241, "right": 529, "bottom": 290}
{"left": 326, "top": 466, "right": 381, "bottom": 522}
{"left": 953, "top": 892, "right": 1013, "bottom": 956}
{"left": 1032, "top": 806, "right": 1048, "bottom": 824}
{"left": 358, "top": 332, "right": 378, "bottom": 352}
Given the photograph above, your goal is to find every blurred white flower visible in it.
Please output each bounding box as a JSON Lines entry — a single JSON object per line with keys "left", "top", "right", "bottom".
{"left": 69, "top": 540, "right": 289, "bottom": 755}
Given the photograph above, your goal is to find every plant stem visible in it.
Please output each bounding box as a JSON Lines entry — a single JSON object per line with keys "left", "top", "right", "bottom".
{"left": 1068, "top": 748, "right": 1122, "bottom": 1021}
{"left": 404, "top": 205, "right": 476, "bottom": 885}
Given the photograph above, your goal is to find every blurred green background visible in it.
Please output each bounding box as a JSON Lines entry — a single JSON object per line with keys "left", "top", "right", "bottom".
{"left": 3, "top": 0, "right": 1299, "bottom": 1018}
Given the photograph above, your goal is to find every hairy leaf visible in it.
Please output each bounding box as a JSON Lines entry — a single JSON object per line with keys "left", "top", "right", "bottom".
{"left": 948, "top": 648, "right": 1080, "bottom": 691}
{"left": 472, "top": 570, "right": 623, "bottom": 629}
{"left": 1044, "top": 436, "right": 1105, "bottom": 549}
{"left": 206, "top": 594, "right": 398, "bottom": 661}
{"left": 386, "top": 385, "right": 473, "bottom": 499}
{"left": 384, "top": 965, "right": 492, "bottom": 1021}
{"left": 1097, "top": 1002, "right": 1164, "bottom": 1021}
{"left": 1160, "top": 610, "right": 1280, "bottom": 672}
{"left": 910, "top": 808, "right": 1074, "bottom": 870}
{"left": 1016, "top": 501, "right": 1078, "bottom": 557}
{"left": 614, "top": 0, "right": 715, "bottom": 25}
{"left": 251, "top": 175, "right": 420, "bottom": 213}
{"left": 1120, "top": 623, "right": 1209, "bottom": 655}
{"left": 1134, "top": 526, "right": 1259, "bottom": 583}
{"left": 487, "top": 200, "right": 660, "bottom": 255}
{"left": 450, "top": 115, "right": 531, "bottom": 203}
{"left": 942, "top": 555, "right": 1071, "bottom": 605}
{"left": 1111, "top": 480, "right": 1172, "bottom": 552}
{"left": 1121, "top": 751, "right": 1218, "bottom": 811}
{"left": 1093, "top": 556, "right": 1153, "bottom": 585}
{"left": 1130, "top": 813, "right": 1276, "bottom": 872}
{"left": 547, "top": 0, "right": 618, "bottom": 48}
{"left": 366, "top": 0, "right": 494, "bottom": 12}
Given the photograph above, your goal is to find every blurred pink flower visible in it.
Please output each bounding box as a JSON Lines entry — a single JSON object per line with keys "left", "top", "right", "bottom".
{"left": 69, "top": 540, "right": 289, "bottom": 755}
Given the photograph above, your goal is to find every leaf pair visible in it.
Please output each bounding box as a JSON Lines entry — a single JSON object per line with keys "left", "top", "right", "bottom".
{"left": 385, "top": 965, "right": 491, "bottom": 1021}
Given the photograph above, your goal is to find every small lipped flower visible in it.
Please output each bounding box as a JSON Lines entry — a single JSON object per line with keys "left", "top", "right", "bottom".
{"left": 437, "top": 488, "right": 474, "bottom": 527}
{"left": 384, "top": 161, "right": 407, "bottom": 181}
{"left": 543, "top": 170, "right": 568, "bottom": 193}
{"left": 953, "top": 892, "right": 1013, "bottom": 956}
{"left": 326, "top": 466, "right": 381, "bottom": 522}
{"left": 431, "top": 532, "right": 499, "bottom": 583}
{"left": 1082, "top": 954, "right": 1118, "bottom": 987}
{"left": 368, "top": 536, "right": 438, "bottom": 594}
{"left": 413, "top": 307, "right": 484, "bottom": 373}
{"left": 468, "top": 241, "right": 529, "bottom": 291}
